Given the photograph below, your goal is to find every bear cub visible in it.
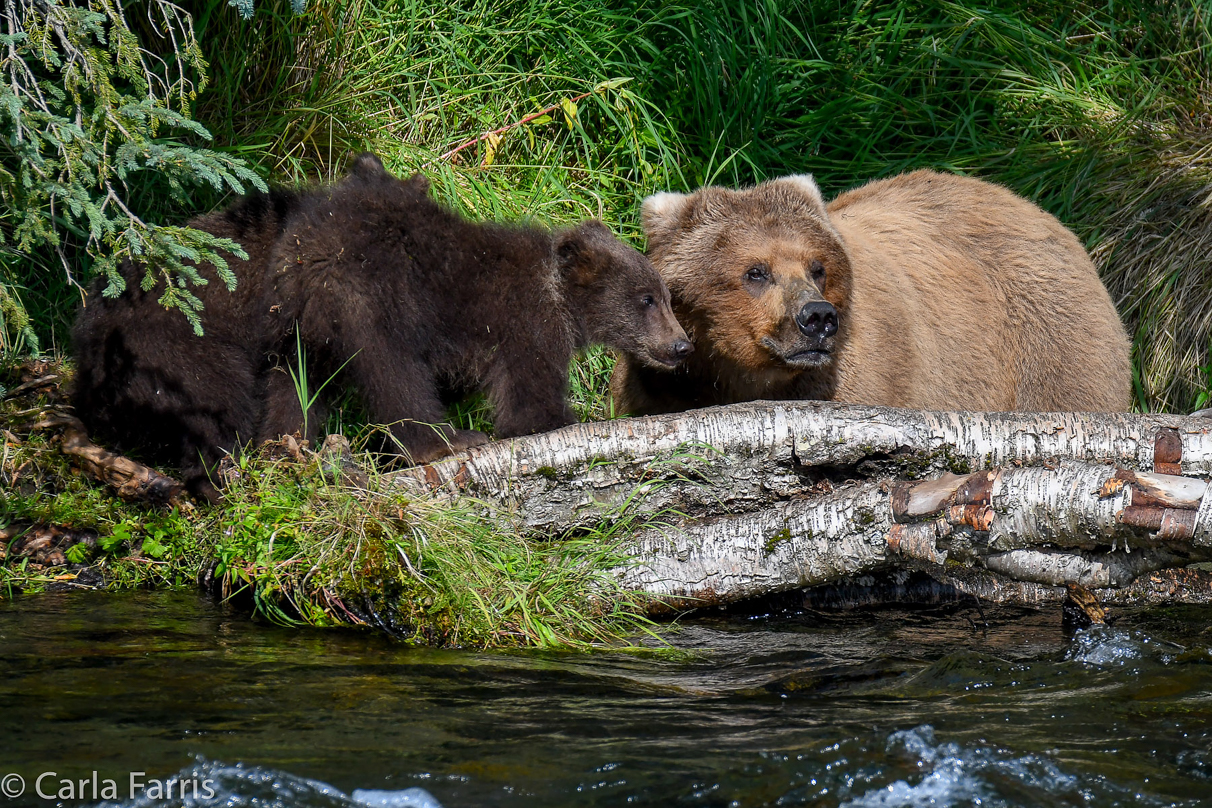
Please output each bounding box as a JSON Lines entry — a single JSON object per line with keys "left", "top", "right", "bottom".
{"left": 72, "top": 154, "right": 691, "bottom": 501}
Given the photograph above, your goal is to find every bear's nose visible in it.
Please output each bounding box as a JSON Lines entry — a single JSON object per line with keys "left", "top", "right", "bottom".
{"left": 795, "top": 301, "right": 838, "bottom": 339}
{"left": 672, "top": 339, "right": 694, "bottom": 359}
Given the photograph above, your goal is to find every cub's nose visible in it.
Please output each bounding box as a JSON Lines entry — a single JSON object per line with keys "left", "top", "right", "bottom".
{"left": 672, "top": 339, "right": 694, "bottom": 359}
{"left": 795, "top": 301, "right": 838, "bottom": 339}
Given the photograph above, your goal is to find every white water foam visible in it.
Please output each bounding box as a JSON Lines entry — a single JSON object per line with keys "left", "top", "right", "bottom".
{"left": 841, "top": 725, "right": 1081, "bottom": 808}
{"left": 351, "top": 787, "right": 444, "bottom": 808}
{"left": 1063, "top": 624, "right": 1146, "bottom": 666}
{"left": 94, "top": 759, "right": 443, "bottom": 808}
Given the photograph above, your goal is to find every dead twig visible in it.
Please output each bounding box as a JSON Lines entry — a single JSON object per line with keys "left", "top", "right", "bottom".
{"left": 427, "top": 90, "right": 594, "bottom": 167}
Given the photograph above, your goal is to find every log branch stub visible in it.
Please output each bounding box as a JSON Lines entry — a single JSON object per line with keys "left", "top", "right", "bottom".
{"left": 955, "top": 470, "right": 997, "bottom": 505}
{"left": 888, "top": 520, "right": 950, "bottom": 564}
{"left": 1157, "top": 508, "right": 1198, "bottom": 542}
{"left": 1154, "top": 427, "right": 1183, "bottom": 475}
{"left": 1119, "top": 505, "right": 1166, "bottom": 531}
{"left": 1129, "top": 471, "right": 1208, "bottom": 509}
{"left": 892, "top": 472, "right": 972, "bottom": 521}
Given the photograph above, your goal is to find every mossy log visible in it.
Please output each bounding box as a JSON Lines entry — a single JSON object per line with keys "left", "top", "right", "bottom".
{"left": 390, "top": 401, "right": 1212, "bottom": 610}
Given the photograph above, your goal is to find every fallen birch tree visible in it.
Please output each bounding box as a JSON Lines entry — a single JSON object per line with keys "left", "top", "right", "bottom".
{"left": 390, "top": 401, "right": 1212, "bottom": 610}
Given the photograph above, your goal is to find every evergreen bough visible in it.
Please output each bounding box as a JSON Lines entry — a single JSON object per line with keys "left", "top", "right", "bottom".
{"left": 0, "top": 0, "right": 267, "bottom": 344}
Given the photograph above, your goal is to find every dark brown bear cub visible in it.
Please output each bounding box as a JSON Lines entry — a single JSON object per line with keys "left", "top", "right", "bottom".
{"left": 72, "top": 155, "right": 690, "bottom": 501}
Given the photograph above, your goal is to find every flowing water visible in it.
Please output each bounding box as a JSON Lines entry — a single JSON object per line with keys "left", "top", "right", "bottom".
{"left": 1, "top": 591, "right": 1210, "bottom": 807}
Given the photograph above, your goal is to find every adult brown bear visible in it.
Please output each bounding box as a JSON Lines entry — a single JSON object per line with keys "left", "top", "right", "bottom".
{"left": 610, "top": 169, "right": 1131, "bottom": 415}
{"left": 73, "top": 155, "right": 690, "bottom": 501}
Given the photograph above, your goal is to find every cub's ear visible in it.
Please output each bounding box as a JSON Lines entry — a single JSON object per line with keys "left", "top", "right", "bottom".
{"left": 404, "top": 172, "right": 431, "bottom": 194}
{"left": 556, "top": 224, "right": 606, "bottom": 286}
{"left": 350, "top": 152, "right": 387, "bottom": 179}
{"left": 640, "top": 191, "right": 693, "bottom": 250}
{"left": 765, "top": 174, "right": 828, "bottom": 218}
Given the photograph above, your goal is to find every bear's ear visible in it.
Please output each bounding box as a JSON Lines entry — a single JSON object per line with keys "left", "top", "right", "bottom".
{"left": 556, "top": 223, "right": 608, "bottom": 286}
{"left": 765, "top": 174, "right": 828, "bottom": 217}
{"left": 404, "top": 172, "right": 431, "bottom": 194}
{"left": 350, "top": 152, "right": 387, "bottom": 179}
{"left": 641, "top": 191, "right": 694, "bottom": 249}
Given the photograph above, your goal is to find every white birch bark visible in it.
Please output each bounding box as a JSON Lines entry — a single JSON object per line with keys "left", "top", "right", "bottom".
{"left": 389, "top": 401, "right": 1212, "bottom": 534}
{"left": 615, "top": 462, "right": 1212, "bottom": 607}
{"left": 381, "top": 401, "right": 1212, "bottom": 609}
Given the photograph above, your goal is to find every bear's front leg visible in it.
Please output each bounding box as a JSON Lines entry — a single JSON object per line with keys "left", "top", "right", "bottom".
{"left": 333, "top": 341, "right": 488, "bottom": 465}
{"left": 486, "top": 349, "right": 577, "bottom": 439}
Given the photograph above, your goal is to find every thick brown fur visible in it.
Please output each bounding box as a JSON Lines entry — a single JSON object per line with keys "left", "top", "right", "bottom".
{"left": 73, "top": 155, "right": 688, "bottom": 500}
{"left": 612, "top": 169, "right": 1132, "bottom": 415}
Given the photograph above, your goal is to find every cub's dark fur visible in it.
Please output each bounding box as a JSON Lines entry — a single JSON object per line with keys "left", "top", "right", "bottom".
{"left": 72, "top": 155, "right": 689, "bottom": 501}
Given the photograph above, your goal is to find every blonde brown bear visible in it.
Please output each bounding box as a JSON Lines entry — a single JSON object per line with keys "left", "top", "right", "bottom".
{"left": 610, "top": 169, "right": 1132, "bottom": 415}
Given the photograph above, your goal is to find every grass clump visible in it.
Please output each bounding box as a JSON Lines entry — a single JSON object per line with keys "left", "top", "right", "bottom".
{"left": 201, "top": 450, "right": 654, "bottom": 647}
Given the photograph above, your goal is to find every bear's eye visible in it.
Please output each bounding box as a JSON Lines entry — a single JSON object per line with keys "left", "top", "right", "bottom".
{"left": 640, "top": 294, "right": 656, "bottom": 308}
{"left": 810, "top": 260, "right": 826, "bottom": 285}
{"left": 745, "top": 263, "right": 770, "bottom": 282}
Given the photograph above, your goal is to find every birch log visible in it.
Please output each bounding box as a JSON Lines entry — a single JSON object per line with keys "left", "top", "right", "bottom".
{"left": 386, "top": 401, "right": 1212, "bottom": 610}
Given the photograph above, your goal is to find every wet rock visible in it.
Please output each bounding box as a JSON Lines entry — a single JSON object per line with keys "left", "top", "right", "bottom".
{"left": 44, "top": 564, "right": 106, "bottom": 592}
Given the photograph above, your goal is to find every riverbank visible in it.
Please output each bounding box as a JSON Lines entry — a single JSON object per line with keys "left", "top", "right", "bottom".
{"left": 0, "top": 361, "right": 657, "bottom": 649}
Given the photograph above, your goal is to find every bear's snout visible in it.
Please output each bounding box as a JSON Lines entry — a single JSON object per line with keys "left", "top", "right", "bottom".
{"left": 669, "top": 338, "right": 694, "bottom": 362}
{"left": 648, "top": 327, "right": 694, "bottom": 368}
{"left": 795, "top": 300, "right": 838, "bottom": 341}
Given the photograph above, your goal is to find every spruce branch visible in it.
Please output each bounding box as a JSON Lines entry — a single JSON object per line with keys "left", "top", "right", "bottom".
{"left": 0, "top": 0, "right": 266, "bottom": 339}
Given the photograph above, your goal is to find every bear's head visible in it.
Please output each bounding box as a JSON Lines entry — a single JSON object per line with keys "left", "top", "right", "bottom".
{"left": 556, "top": 221, "right": 692, "bottom": 368}
{"left": 641, "top": 175, "right": 851, "bottom": 387}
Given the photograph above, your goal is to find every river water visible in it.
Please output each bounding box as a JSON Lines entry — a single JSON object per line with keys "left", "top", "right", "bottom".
{"left": 1, "top": 591, "right": 1210, "bottom": 807}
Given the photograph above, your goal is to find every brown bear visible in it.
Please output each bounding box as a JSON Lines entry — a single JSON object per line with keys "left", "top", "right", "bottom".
{"left": 73, "top": 155, "right": 690, "bottom": 501}
{"left": 611, "top": 169, "right": 1131, "bottom": 415}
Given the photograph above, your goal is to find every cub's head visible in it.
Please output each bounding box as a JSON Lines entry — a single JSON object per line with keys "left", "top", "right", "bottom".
{"left": 641, "top": 175, "right": 850, "bottom": 384}
{"left": 557, "top": 221, "right": 692, "bottom": 368}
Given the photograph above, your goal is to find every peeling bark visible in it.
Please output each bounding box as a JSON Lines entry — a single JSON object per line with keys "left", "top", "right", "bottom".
{"left": 386, "top": 402, "right": 1212, "bottom": 611}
